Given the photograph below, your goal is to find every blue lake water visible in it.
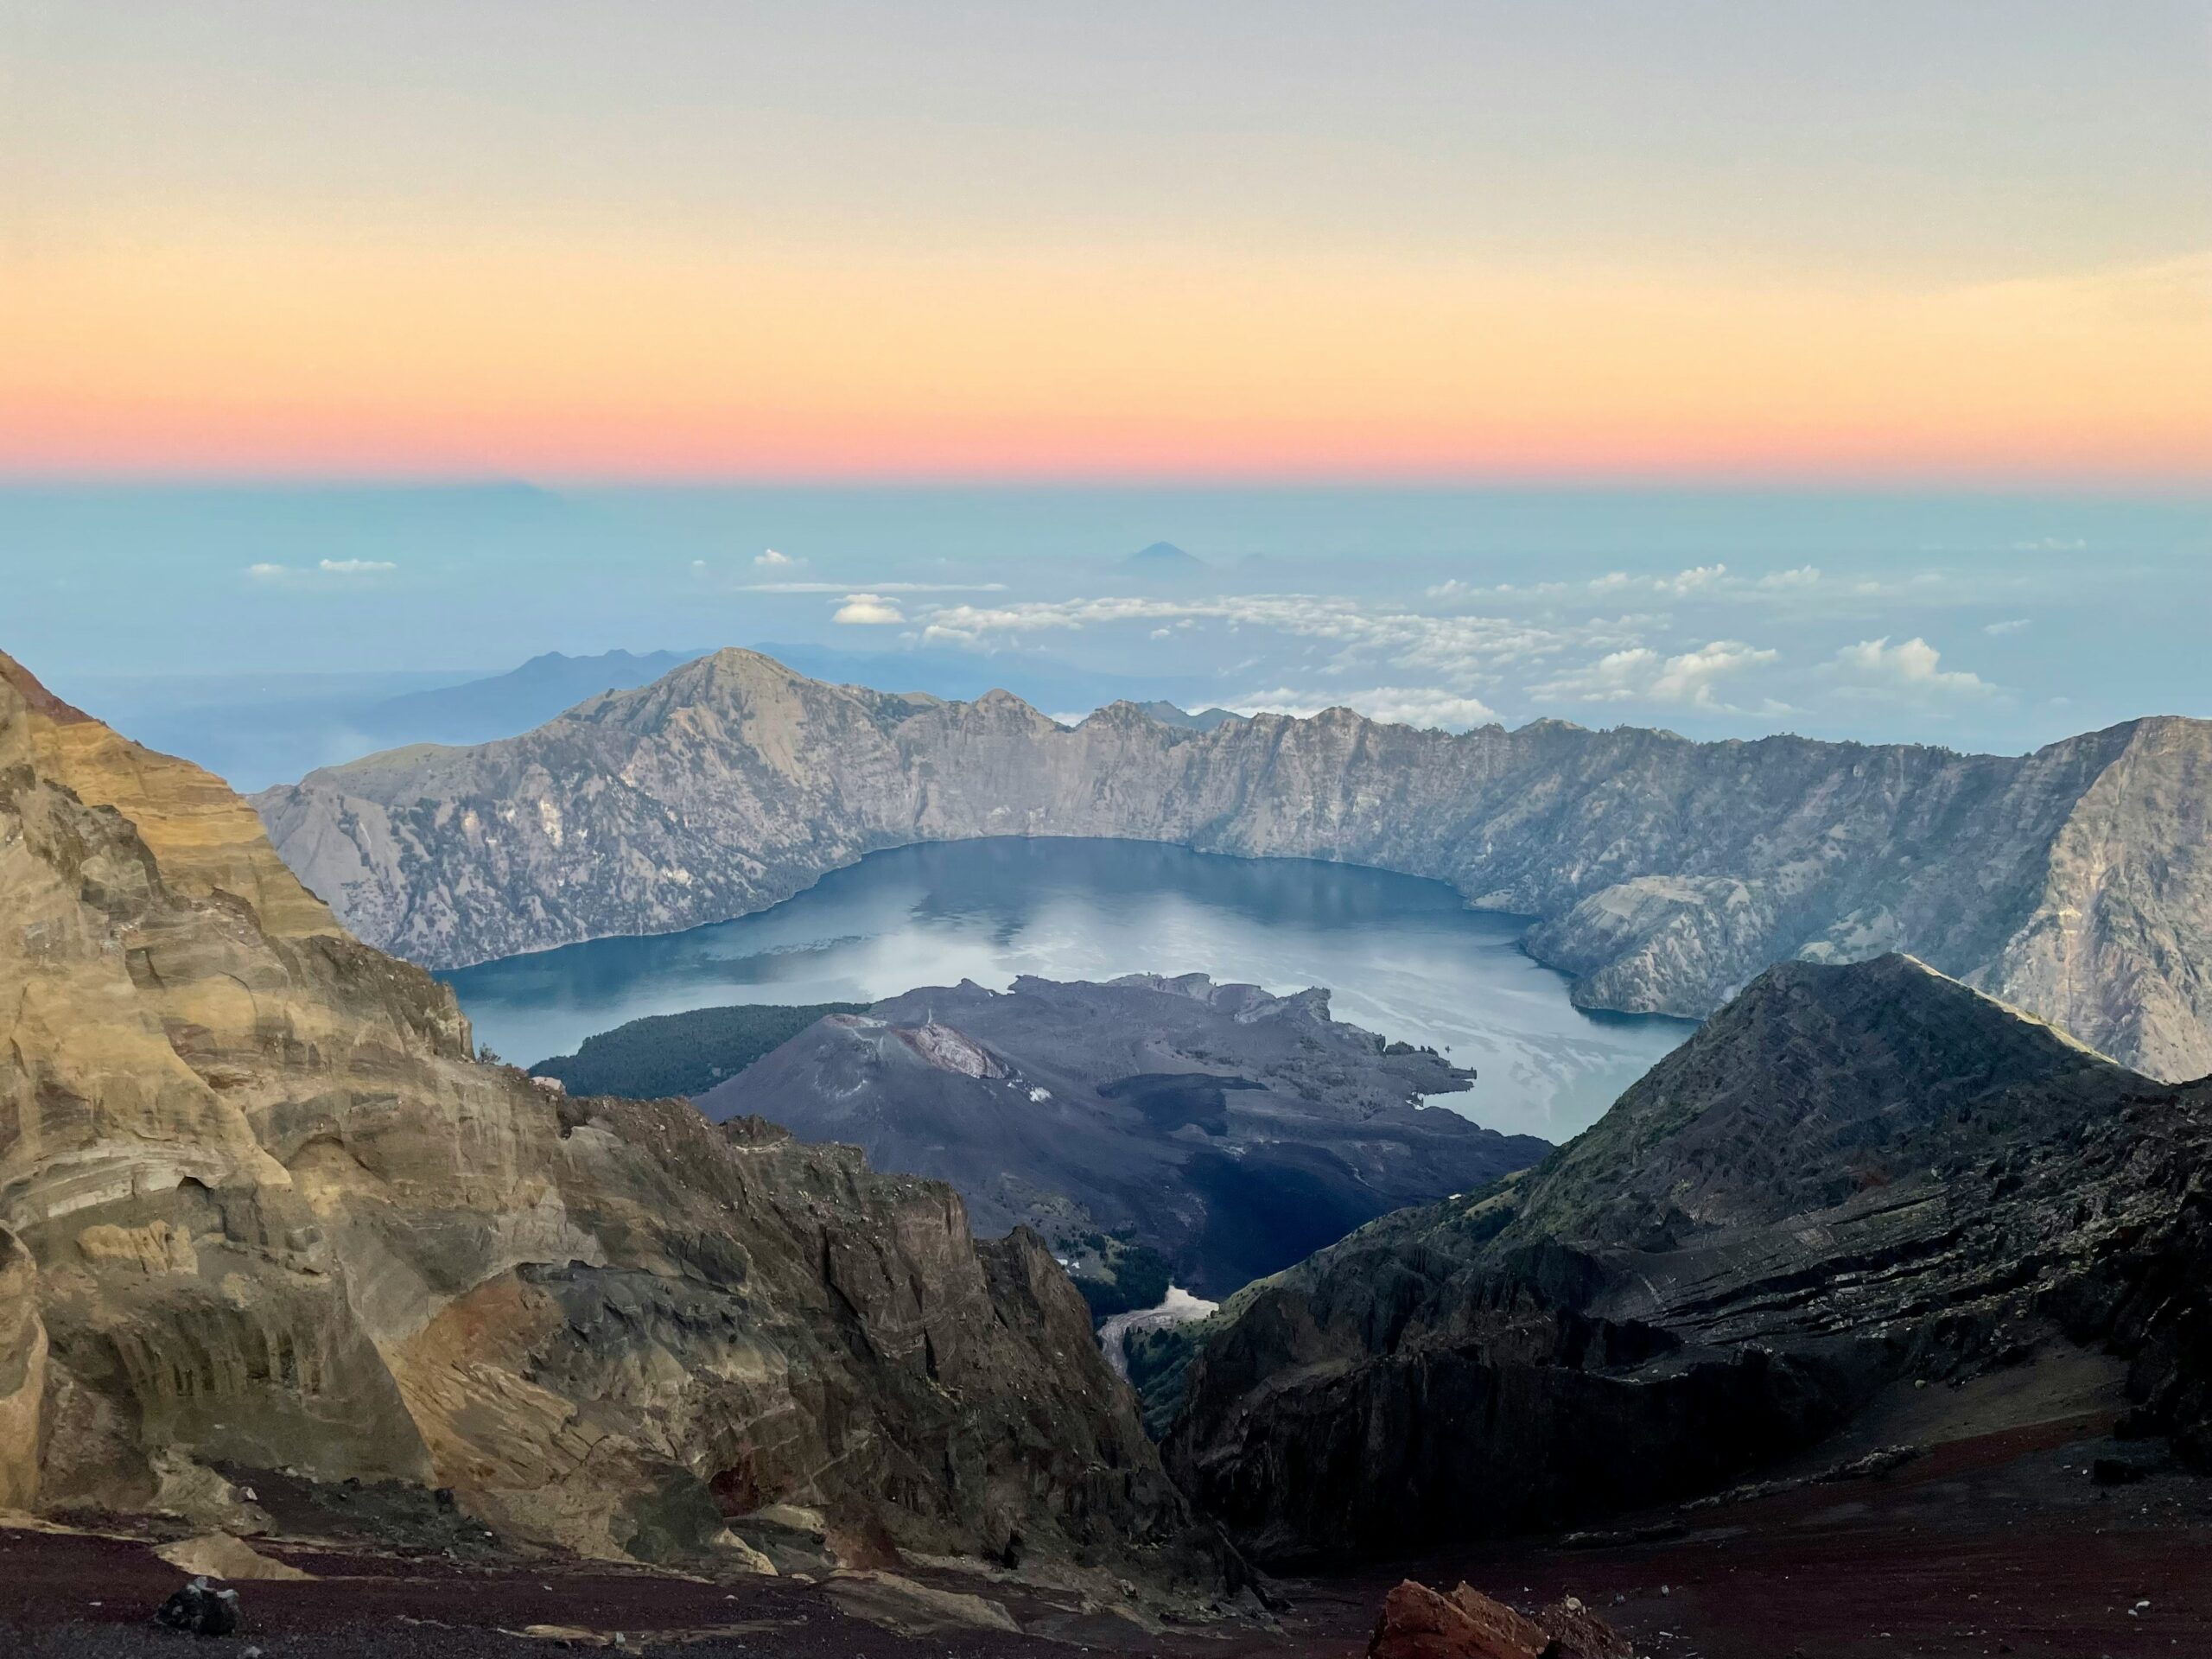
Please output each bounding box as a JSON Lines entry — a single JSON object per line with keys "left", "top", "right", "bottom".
{"left": 440, "top": 837, "right": 1692, "bottom": 1142}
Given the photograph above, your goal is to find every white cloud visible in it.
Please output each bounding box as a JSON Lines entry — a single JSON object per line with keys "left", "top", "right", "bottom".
{"left": 1649, "top": 640, "right": 1779, "bottom": 706}
{"left": 246, "top": 558, "right": 396, "bottom": 582}
{"left": 913, "top": 593, "right": 1629, "bottom": 690}
{"left": 1827, "top": 636, "right": 1998, "bottom": 702}
{"left": 1758, "top": 565, "right": 1821, "bottom": 589}
{"left": 1229, "top": 685, "right": 1502, "bottom": 732}
{"left": 754, "top": 548, "right": 802, "bottom": 568}
{"left": 1531, "top": 639, "right": 1781, "bottom": 713}
{"left": 1427, "top": 562, "right": 2044, "bottom": 621}
{"left": 832, "top": 594, "right": 906, "bottom": 625}
{"left": 1983, "top": 618, "right": 2032, "bottom": 636}
{"left": 742, "top": 580, "right": 1007, "bottom": 594}
{"left": 1655, "top": 563, "right": 1728, "bottom": 596}
{"left": 1431, "top": 563, "right": 1732, "bottom": 603}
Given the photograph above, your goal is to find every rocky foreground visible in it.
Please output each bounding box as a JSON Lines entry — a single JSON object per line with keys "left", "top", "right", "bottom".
{"left": 696, "top": 973, "right": 1546, "bottom": 1297}
{"left": 0, "top": 649, "right": 1237, "bottom": 1624}
{"left": 1150, "top": 954, "right": 2212, "bottom": 1565}
{"left": 9, "top": 1401, "right": 2212, "bottom": 1656}
{"left": 253, "top": 646, "right": 2212, "bottom": 1079}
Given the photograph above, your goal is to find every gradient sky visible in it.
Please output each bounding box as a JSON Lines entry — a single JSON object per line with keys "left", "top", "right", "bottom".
{"left": 4, "top": 1, "right": 2209, "bottom": 483}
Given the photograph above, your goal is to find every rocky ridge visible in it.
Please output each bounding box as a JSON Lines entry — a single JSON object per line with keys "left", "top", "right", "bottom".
{"left": 0, "top": 649, "right": 1216, "bottom": 1593}
{"left": 251, "top": 648, "right": 2212, "bottom": 1080}
{"left": 1153, "top": 954, "right": 2212, "bottom": 1561}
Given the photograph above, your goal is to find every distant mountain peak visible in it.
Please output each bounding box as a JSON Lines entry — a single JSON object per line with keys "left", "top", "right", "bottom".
{"left": 1123, "top": 541, "right": 1204, "bottom": 570}
{"left": 1134, "top": 700, "right": 1244, "bottom": 732}
{"left": 698, "top": 644, "right": 800, "bottom": 678}
{"left": 367, "top": 646, "right": 707, "bottom": 742}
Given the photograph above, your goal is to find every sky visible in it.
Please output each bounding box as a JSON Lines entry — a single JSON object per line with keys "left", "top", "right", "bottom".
{"left": 3, "top": 1, "right": 2209, "bottom": 485}
{"left": 11, "top": 485, "right": 2209, "bottom": 773}
{"left": 4, "top": 7, "right": 2209, "bottom": 768}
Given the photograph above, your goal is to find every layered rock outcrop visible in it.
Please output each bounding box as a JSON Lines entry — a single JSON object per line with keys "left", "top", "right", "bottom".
{"left": 0, "top": 649, "right": 1201, "bottom": 1580}
{"left": 252, "top": 649, "right": 2212, "bottom": 1079}
{"left": 1156, "top": 955, "right": 2212, "bottom": 1560}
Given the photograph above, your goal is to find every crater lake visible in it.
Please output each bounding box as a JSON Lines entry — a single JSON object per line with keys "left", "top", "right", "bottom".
{"left": 439, "top": 836, "right": 1692, "bottom": 1141}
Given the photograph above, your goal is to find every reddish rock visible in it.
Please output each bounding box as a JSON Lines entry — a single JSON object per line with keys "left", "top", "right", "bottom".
{"left": 1369, "top": 1580, "right": 1634, "bottom": 1659}
{"left": 1534, "top": 1593, "right": 1634, "bottom": 1659}
{"left": 1368, "top": 1579, "right": 1548, "bottom": 1659}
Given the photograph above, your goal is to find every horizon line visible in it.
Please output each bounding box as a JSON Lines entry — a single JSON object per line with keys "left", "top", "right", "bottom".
{"left": 3, "top": 469, "right": 2209, "bottom": 502}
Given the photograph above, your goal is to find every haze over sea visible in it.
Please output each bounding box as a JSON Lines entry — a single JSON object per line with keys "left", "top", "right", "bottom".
{"left": 12, "top": 485, "right": 2209, "bottom": 787}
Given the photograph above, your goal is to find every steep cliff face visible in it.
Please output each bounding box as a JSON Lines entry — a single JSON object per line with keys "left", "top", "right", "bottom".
{"left": 1972, "top": 715, "right": 2212, "bottom": 1085}
{"left": 1156, "top": 957, "right": 2212, "bottom": 1561}
{"left": 253, "top": 650, "right": 2212, "bottom": 1080}
{"left": 0, "top": 649, "right": 1198, "bottom": 1580}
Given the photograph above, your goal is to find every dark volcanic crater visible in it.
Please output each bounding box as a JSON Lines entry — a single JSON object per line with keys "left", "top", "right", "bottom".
{"left": 696, "top": 972, "right": 1549, "bottom": 1297}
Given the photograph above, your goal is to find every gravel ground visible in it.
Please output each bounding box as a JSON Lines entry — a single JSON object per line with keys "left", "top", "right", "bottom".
{"left": 9, "top": 1414, "right": 2211, "bottom": 1657}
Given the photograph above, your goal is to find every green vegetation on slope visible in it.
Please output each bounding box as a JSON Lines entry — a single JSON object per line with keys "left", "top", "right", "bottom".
{"left": 1069, "top": 1238, "right": 1173, "bottom": 1323}
{"left": 1124, "top": 1320, "right": 1208, "bottom": 1441}
{"left": 530, "top": 1002, "right": 867, "bottom": 1100}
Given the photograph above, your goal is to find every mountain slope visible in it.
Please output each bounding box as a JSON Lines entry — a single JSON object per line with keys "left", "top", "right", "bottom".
{"left": 0, "top": 648, "right": 1206, "bottom": 1586}
{"left": 695, "top": 973, "right": 1548, "bottom": 1297}
{"left": 366, "top": 647, "right": 705, "bottom": 741}
{"left": 253, "top": 647, "right": 2212, "bottom": 1080}
{"left": 1155, "top": 956, "right": 2212, "bottom": 1560}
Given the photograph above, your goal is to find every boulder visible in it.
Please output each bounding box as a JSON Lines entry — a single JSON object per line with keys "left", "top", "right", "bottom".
{"left": 154, "top": 1576, "right": 240, "bottom": 1637}
{"left": 1535, "top": 1593, "right": 1634, "bottom": 1659}
{"left": 1368, "top": 1580, "right": 1549, "bottom": 1659}
{"left": 1369, "top": 1580, "right": 1632, "bottom": 1659}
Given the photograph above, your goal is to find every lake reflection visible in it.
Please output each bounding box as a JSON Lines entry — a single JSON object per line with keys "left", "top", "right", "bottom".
{"left": 440, "top": 837, "right": 1691, "bottom": 1141}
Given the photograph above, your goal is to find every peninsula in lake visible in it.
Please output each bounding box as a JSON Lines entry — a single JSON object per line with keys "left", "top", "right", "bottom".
{"left": 690, "top": 972, "right": 1548, "bottom": 1299}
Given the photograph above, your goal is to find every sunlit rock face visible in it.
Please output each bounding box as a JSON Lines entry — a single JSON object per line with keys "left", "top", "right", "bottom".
{"left": 256, "top": 648, "right": 2212, "bottom": 1081}
{"left": 0, "top": 649, "right": 1202, "bottom": 1580}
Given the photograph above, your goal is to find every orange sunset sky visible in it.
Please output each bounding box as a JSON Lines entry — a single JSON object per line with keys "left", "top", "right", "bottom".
{"left": 4, "top": 1, "right": 2209, "bottom": 485}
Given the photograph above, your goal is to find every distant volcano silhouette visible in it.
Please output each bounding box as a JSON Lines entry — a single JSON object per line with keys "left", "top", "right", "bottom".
{"left": 1123, "top": 541, "right": 1205, "bottom": 574}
